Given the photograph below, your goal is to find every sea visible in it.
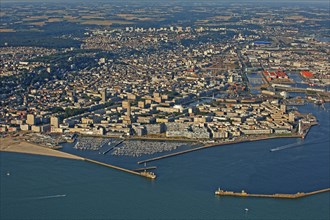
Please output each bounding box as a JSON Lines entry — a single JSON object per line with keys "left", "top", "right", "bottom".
{"left": 1, "top": 103, "right": 329, "bottom": 220}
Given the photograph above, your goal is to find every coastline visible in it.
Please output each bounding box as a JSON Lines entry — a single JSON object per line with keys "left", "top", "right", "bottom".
{"left": 0, "top": 136, "right": 156, "bottom": 179}
{"left": 0, "top": 133, "right": 303, "bottom": 163}
{"left": 0, "top": 137, "right": 84, "bottom": 160}
{"left": 1, "top": 133, "right": 303, "bottom": 163}
{"left": 1, "top": 130, "right": 328, "bottom": 195}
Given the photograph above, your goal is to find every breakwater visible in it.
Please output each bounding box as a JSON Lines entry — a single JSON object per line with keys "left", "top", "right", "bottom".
{"left": 137, "top": 135, "right": 302, "bottom": 164}
{"left": 215, "top": 188, "right": 330, "bottom": 199}
{"left": 133, "top": 166, "right": 157, "bottom": 172}
{"left": 84, "top": 158, "right": 156, "bottom": 179}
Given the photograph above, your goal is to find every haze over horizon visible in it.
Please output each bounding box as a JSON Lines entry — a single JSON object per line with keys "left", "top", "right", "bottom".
{"left": 2, "top": 0, "right": 329, "bottom": 2}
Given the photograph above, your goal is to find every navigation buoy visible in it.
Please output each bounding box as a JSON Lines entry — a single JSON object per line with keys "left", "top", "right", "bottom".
{"left": 6, "top": 172, "right": 10, "bottom": 176}
{"left": 245, "top": 208, "right": 249, "bottom": 212}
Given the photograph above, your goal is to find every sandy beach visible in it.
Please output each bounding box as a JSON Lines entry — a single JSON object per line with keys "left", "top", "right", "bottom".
{"left": 0, "top": 137, "right": 83, "bottom": 160}
{"left": 0, "top": 136, "right": 155, "bottom": 179}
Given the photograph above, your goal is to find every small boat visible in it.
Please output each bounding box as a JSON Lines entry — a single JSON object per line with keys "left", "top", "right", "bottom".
{"left": 270, "top": 141, "right": 304, "bottom": 152}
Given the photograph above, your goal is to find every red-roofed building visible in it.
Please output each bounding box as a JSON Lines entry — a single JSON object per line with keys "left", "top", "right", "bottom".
{"left": 300, "top": 71, "right": 314, "bottom": 78}
{"left": 276, "top": 70, "right": 288, "bottom": 79}
{"left": 269, "top": 72, "right": 276, "bottom": 78}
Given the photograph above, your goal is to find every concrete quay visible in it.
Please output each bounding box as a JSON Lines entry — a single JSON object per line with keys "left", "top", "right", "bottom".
{"left": 215, "top": 188, "right": 330, "bottom": 199}
{"left": 84, "top": 158, "right": 156, "bottom": 179}
{"left": 137, "top": 134, "right": 302, "bottom": 164}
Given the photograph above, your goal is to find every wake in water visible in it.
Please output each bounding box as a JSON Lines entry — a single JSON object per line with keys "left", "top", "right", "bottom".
{"left": 270, "top": 141, "right": 304, "bottom": 152}
{"left": 24, "top": 194, "right": 67, "bottom": 200}
{"left": 270, "top": 139, "right": 330, "bottom": 152}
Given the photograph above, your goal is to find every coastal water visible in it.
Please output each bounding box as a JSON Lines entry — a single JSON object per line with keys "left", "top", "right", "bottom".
{"left": 1, "top": 103, "right": 329, "bottom": 220}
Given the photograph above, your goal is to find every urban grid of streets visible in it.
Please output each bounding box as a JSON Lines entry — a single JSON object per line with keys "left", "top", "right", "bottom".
{"left": 0, "top": 2, "right": 329, "bottom": 150}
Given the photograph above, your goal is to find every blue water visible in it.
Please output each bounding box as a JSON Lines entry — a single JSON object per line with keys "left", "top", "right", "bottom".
{"left": 1, "top": 104, "right": 329, "bottom": 220}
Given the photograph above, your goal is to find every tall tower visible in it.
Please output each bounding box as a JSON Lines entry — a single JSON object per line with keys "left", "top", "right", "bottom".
{"left": 289, "top": 112, "right": 295, "bottom": 122}
{"left": 26, "top": 114, "right": 35, "bottom": 125}
{"left": 122, "top": 100, "right": 132, "bottom": 124}
{"left": 50, "top": 116, "right": 60, "bottom": 128}
{"left": 101, "top": 89, "right": 107, "bottom": 103}
{"left": 127, "top": 100, "right": 131, "bottom": 117}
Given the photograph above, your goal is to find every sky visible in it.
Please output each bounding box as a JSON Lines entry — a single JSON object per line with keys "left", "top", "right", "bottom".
{"left": 2, "top": 0, "right": 329, "bottom": 2}
{"left": 1, "top": 0, "right": 329, "bottom": 5}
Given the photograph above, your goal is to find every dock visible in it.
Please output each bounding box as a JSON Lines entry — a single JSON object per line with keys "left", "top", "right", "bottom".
{"left": 137, "top": 135, "right": 302, "bottom": 164}
{"left": 133, "top": 166, "right": 157, "bottom": 172}
{"left": 301, "top": 121, "right": 318, "bottom": 139}
{"left": 101, "top": 140, "right": 124, "bottom": 155}
{"left": 215, "top": 188, "right": 330, "bottom": 199}
{"left": 137, "top": 145, "right": 210, "bottom": 164}
{"left": 84, "top": 158, "right": 156, "bottom": 179}
{"left": 101, "top": 147, "right": 114, "bottom": 155}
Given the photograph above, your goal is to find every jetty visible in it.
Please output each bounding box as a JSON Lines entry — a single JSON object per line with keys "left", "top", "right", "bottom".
{"left": 133, "top": 166, "right": 157, "bottom": 172}
{"left": 137, "top": 135, "right": 302, "bottom": 164}
{"left": 101, "top": 147, "right": 114, "bottom": 155}
{"left": 137, "top": 144, "right": 214, "bottom": 164}
{"left": 101, "top": 140, "right": 124, "bottom": 155}
{"left": 215, "top": 188, "right": 330, "bottom": 199}
{"left": 84, "top": 158, "right": 156, "bottom": 179}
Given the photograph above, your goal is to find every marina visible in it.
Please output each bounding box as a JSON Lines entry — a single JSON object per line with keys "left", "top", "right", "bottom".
{"left": 111, "top": 140, "right": 185, "bottom": 157}
{"left": 74, "top": 137, "right": 110, "bottom": 151}
{"left": 101, "top": 139, "right": 124, "bottom": 155}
